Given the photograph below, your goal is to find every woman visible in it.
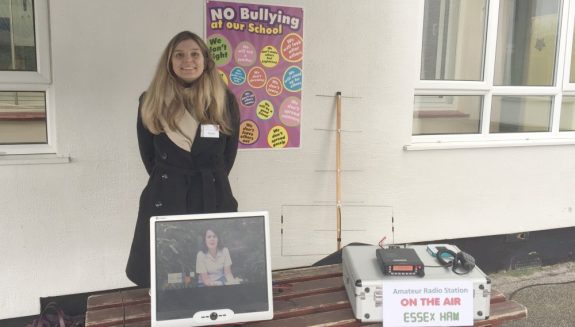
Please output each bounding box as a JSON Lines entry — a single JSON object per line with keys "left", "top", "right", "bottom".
{"left": 126, "top": 31, "right": 240, "bottom": 288}
{"left": 195, "top": 228, "right": 237, "bottom": 286}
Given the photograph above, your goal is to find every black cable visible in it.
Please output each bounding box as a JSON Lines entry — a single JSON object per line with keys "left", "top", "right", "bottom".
{"left": 509, "top": 279, "right": 575, "bottom": 300}
{"left": 424, "top": 265, "right": 446, "bottom": 268}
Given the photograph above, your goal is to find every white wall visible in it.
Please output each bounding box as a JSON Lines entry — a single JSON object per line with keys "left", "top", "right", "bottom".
{"left": 1, "top": 0, "right": 575, "bottom": 319}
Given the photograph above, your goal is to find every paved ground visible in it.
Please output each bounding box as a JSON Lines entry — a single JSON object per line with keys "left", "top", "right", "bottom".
{"left": 489, "top": 260, "right": 575, "bottom": 326}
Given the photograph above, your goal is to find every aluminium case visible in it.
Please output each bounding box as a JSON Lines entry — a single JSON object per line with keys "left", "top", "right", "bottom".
{"left": 342, "top": 245, "right": 491, "bottom": 323}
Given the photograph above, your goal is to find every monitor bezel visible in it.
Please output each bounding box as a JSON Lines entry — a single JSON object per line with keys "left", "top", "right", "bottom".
{"left": 149, "top": 211, "right": 273, "bottom": 326}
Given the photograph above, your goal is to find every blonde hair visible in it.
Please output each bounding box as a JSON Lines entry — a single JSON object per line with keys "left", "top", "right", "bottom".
{"left": 141, "top": 31, "right": 233, "bottom": 135}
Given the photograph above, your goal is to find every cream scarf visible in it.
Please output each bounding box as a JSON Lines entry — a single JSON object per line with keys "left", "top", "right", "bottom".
{"left": 161, "top": 107, "right": 198, "bottom": 152}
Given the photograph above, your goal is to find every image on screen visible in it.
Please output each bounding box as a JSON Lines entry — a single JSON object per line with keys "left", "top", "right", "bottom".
{"left": 153, "top": 215, "right": 269, "bottom": 321}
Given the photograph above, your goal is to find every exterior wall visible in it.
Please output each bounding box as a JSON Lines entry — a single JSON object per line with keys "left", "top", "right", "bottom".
{"left": 1, "top": 0, "right": 575, "bottom": 319}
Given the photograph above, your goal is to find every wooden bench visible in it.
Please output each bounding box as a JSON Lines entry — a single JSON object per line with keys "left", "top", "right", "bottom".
{"left": 85, "top": 264, "right": 527, "bottom": 327}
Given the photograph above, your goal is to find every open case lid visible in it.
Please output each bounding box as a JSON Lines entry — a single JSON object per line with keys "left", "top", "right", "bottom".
{"left": 149, "top": 211, "right": 273, "bottom": 326}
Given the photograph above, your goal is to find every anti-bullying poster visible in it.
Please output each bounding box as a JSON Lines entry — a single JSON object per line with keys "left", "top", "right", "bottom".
{"left": 206, "top": 0, "right": 303, "bottom": 149}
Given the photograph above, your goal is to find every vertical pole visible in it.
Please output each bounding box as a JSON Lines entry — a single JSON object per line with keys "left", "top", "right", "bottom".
{"left": 336, "top": 91, "right": 342, "bottom": 250}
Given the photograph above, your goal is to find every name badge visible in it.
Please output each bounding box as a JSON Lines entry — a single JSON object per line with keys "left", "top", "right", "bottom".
{"left": 201, "top": 124, "right": 220, "bottom": 138}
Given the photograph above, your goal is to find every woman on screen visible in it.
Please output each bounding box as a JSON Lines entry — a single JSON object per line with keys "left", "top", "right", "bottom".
{"left": 196, "top": 228, "right": 238, "bottom": 286}
{"left": 125, "top": 31, "right": 240, "bottom": 288}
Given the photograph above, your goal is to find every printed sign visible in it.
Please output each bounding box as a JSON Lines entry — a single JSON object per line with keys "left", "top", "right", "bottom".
{"left": 382, "top": 280, "right": 474, "bottom": 326}
{"left": 206, "top": 0, "right": 303, "bottom": 149}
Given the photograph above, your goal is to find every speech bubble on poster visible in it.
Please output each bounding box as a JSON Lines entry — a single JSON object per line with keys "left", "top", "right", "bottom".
{"left": 256, "top": 100, "right": 274, "bottom": 120}
{"left": 234, "top": 41, "right": 257, "bottom": 67}
{"left": 247, "top": 66, "right": 267, "bottom": 89}
{"left": 217, "top": 69, "right": 229, "bottom": 86}
{"left": 283, "top": 66, "right": 302, "bottom": 92}
{"left": 266, "top": 77, "right": 283, "bottom": 97}
{"left": 240, "top": 90, "right": 256, "bottom": 108}
{"left": 279, "top": 96, "right": 301, "bottom": 127}
{"left": 239, "top": 120, "right": 259, "bottom": 145}
{"left": 207, "top": 34, "right": 232, "bottom": 66}
{"left": 260, "top": 45, "right": 280, "bottom": 68}
{"left": 267, "top": 125, "right": 289, "bottom": 148}
{"left": 281, "top": 33, "right": 303, "bottom": 63}
{"left": 230, "top": 67, "right": 246, "bottom": 85}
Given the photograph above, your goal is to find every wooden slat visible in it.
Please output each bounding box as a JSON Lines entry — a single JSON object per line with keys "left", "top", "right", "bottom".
{"left": 123, "top": 322, "right": 151, "bottom": 327}
{"left": 85, "top": 306, "right": 124, "bottom": 327}
{"left": 86, "top": 293, "right": 525, "bottom": 327}
{"left": 87, "top": 293, "right": 125, "bottom": 311}
{"left": 124, "top": 303, "right": 151, "bottom": 325}
{"left": 273, "top": 264, "right": 343, "bottom": 283}
{"left": 123, "top": 289, "right": 151, "bottom": 306}
{"left": 477, "top": 300, "right": 528, "bottom": 326}
{"left": 273, "top": 290, "right": 350, "bottom": 319}
{"left": 244, "top": 307, "right": 359, "bottom": 327}
{"left": 274, "top": 276, "right": 345, "bottom": 300}
{"left": 86, "top": 303, "right": 152, "bottom": 327}
{"left": 489, "top": 289, "right": 505, "bottom": 304}
{"left": 87, "top": 289, "right": 150, "bottom": 311}
{"left": 86, "top": 285, "right": 507, "bottom": 312}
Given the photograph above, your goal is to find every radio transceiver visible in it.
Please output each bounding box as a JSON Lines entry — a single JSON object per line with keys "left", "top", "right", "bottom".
{"left": 376, "top": 247, "right": 425, "bottom": 276}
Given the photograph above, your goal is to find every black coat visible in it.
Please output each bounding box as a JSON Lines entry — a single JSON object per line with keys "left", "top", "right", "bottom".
{"left": 126, "top": 91, "right": 240, "bottom": 288}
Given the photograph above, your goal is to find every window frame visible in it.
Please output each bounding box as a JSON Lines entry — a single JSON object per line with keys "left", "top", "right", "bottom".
{"left": 409, "top": 0, "right": 575, "bottom": 150}
{"left": 0, "top": 0, "right": 51, "bottom": 84}
{"left": 0, "top": 0, "right": 56, "bottom": 156}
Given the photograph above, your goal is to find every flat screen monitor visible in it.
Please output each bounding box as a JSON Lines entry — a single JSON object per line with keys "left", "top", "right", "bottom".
{"left": 150, "top": 211, "right": 273, "bottom": 326}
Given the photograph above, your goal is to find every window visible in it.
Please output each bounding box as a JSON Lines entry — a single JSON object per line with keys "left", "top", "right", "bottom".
{"left": 560, "top": 96, "right": 575, "bottom": 130}
{"left": 421, "top": 0, "right": 487, "bottom": 81}
{"left": 490, "top": 95, "right": 552, "bottom": 133}
{"left": 413, "top": 95, "right": 482, "bottom": 135}
{"left": 494, "top": 1, "right": 560, "bottom": 87}
{"left": 0, "top": 91, "right": 46, "bottom": 143}
{"left": 0, "top": 0, "right": 52, "bottom": 155}
{"left": 412, "top": 0, "right": 575, "bottom": 149}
